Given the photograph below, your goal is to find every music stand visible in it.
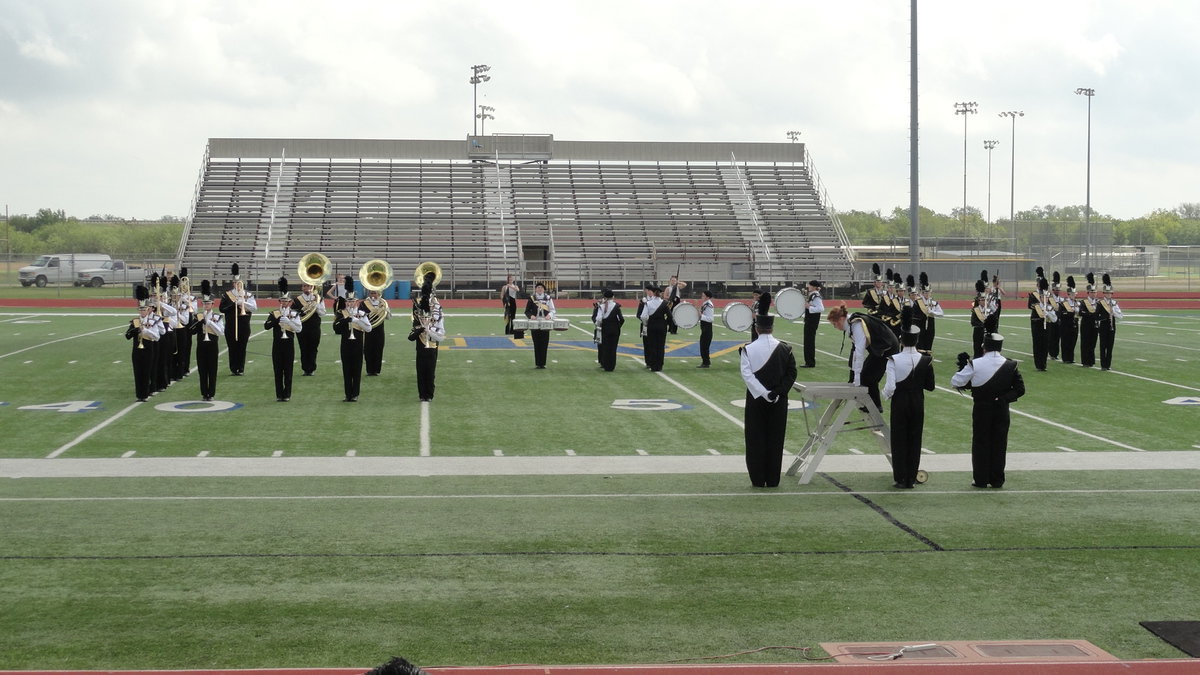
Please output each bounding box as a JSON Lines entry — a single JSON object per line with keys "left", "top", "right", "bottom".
{"left": 785, "top": 382, "right": 892, "bottom": 484}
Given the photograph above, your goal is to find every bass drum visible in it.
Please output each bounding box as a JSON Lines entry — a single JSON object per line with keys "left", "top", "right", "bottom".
{"left": 774, "top": 286, "right": 806, "bottom": 320}
{"left": 722, "top": 301, "right": 754, "bottom": 332}
{"left": 672, "top": 301, "right": 700, "bottom": 330}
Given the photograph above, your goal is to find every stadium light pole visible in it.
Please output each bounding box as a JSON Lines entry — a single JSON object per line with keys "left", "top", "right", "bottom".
{"left": 983, "top": 139, "right": 999, "bottom": 237}
{"left": 477, "top": 105, "right": 495, "bottom": 135}
{"left": 1076, "top": 87, "right": 1095, "bottom": 269}
{"left": 786, "top": 130, "right": 800, "bottom": 143}
{"left": 954, "top": 102, "right": 978, "bottom": 238}
{"left": 999, "top": 110, "right": 1024, "bottom": 284}
{"left": 470, "top": 64, "right": 491, "bottom": 136}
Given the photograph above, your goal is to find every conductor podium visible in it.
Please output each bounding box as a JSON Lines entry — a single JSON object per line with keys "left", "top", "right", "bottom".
{"left": 785, "top": 382, "right": 893, "bottom": 485}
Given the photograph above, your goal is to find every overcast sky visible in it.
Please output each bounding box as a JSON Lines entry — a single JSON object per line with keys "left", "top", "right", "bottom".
{"left": 1, "top": 0, "right": 1197, "bottom": 222}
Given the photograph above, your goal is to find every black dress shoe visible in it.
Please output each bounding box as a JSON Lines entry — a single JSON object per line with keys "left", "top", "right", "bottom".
{"left": 302, "top": 372, "right": 313, "bottom": 376}
{"left": 800, "top": 364, "right": 815, "bottom": 368}
{"left": 697, "top": 364, "right": 710, "bottom": 368}
{"left": 970, "top": 482, "right": 988, "bottom": 488}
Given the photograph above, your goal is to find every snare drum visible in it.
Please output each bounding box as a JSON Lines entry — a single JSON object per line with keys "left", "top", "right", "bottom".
{"left": 671, "top": 301, "right": 700, "bottom": 330}
{"left": 774, "top": 286, "right": 806, "bottom": 320}
{"left": 722, "top": 301, "right": 754, "bottom": 332}
{"left": 552, "top": 318, "right": 570, "bottom": 331}
{"left": 512, "top": 318, "right": 531, "bottom": 330}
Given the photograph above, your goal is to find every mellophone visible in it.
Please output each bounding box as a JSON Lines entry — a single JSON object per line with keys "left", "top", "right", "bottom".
{"left": 513, "top": 317, "right": 570, "bottom": 331}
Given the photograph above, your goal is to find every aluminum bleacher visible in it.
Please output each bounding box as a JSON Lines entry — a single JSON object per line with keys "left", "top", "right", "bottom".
{"left": 179, "top": 137, "right": 855, "bottom": 292}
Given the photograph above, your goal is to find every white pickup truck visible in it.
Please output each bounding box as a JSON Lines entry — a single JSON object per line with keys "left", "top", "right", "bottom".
{"left": 75, "top": 260, "right": 146, "bottom": 287}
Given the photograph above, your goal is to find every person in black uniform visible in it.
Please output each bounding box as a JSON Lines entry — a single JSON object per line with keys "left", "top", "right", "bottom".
{"left": 591, "top": 287, "right": 624, "bottom": 372}
{"left": 190, "top": 280, "right": 223, "bottom": 402}
{"left": 1096, "top": 273, "right": 1122, "bottom": 371}
{"left": 409, "top": 272, "right": 445, "bottom": 401}
{"left": 126, "top": 285, "right": 163, "bottom": 402}
{"left": 524, "top": 282, "right": 556, "bottom": 369}
{"left": 332, "top": 276, "right": 371, "bottom": 401}
{"left": 264, "top": 277, "right": 302, "bottom": 402}
{"left": 827, "top": 302, "right": 898, "bottom": 413}
{"left": 1058, "top": 275, "right": 1080, "bottom": 364}
{"left": 219, "top": 263, "right": 256, "bottom": 376}
{"left": 664, "top": 275, "right": 685, "bottom": 334}
{"left": 638, "top": 283, "right": 668, "bottom": 372}
{"left": 293, "top": 280, "right": 326, "bottom": 376}
{"left": 861, "top": 263, "right": 885, "bottom": 318}
{"left": 151, "top": 274, "right": 177, "bottom": 393}
{"left": 697, "top": 290, "right": 715, "bottom": 368}
{"left": 984, "top": 270, "right": 1002, "bottom": 336}
{"left": 952, "top": 333, "right": 1026, "bottom": 488}
{"left": 880, "top": 270, "right": 904, "bottom": 338}
{"left": 969, "top": 277, "right": 990, "bottom": 358}
{"left": 1047, "top": 271, "right": 1063, "bottom": 361}
{"left": 739, "top": 293, "right": 798, "bottom": 488}
{"left": 881, "top": 312, "right": 935, "bottom": 489}
{"left": 500, "top": 274, "right": 524, "bottom": 339}
{"left": 172, "top": 269, "right": 195, "bottom": 380}
{"left": 914, "top": 272, "right": 943, "bottom": 353}
{"left": 1028, "top": 270, "right": 1057, "bottom": 371}
{"left": 1078, "top": 272, "right": 1099, "bottom": 367}
{"left": 801, "top": 280, "right": 824, "bottom": 368}
{"left": 361, "top": 288, "right": 391, "bottom": 377}
{"left": 748, "top": 288, "right": 763, "bottom": 341}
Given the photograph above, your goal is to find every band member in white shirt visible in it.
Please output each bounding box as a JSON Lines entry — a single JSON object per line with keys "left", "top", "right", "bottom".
{"left": 219, "top": 263, "right": 257, "bottom": 376}
{"left": 638, "top": 284, "right": 668, "bottom": 372}
{"left": 739, "top": 294, "right": 797, "bottom": 488}
{"left": 881, "top": 319, "right": 935, "bottom": 489}
{"left": 293, "top": 281, "right": 327, "bottom": 376}
{"left": 191, "top": 280, "right": 224, "bottom": 402}
{"left": 500, "top": 274, "right": 523, "bottom": 339}
{"left": 697, "top": 290, "right": 715, "bottom": 368}
{"left": 524, "top": 282, "right": 556, "bottom": 369}
{"left": 264, "top": 278, "right": 303, "bottom": 402}
{"left": 592, "top": 288, "right": 625, "bottom": 372}
{"left": 951, "top": 333, "right": 1026, "bottom": 488}
{"left": 333, "top": 276, "right": 372, "bottom": 402}
{"left": 801, "top": 280, "right": 824, "bottom": 367}
{"left": 361, "top": 288, "right": 392, "bottom": 376}
{"left": 410, "top": 272, "right": 446, "bottom": 401}
{"left": 127, "top": 285, "right": 165, "bottom": 402}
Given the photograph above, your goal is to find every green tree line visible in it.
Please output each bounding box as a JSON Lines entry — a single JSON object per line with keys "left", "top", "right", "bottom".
{"left": 3, "top": 209, "right": 183, "bottom": 259}
{"left": 838, "top": 203, "right": 1200, "bottom": 247}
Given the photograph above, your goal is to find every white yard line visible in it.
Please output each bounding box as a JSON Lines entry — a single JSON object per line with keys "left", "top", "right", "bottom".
{"left": 656, "top": 370, "right": 745, "bottom": 429}
{"left": 419, "top": 401, "right": 431, "bottom": 456}
{"left": 0, "top": 324, "right": 127, "bottom": 360}
{"left": 46, "top": 401, "right": 142, "bottom": 458}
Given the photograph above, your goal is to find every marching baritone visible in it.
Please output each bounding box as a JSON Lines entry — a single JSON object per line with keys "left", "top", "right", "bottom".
{"left": 362, "top": 287, "right": 392, "bottom": 376}
{"left": 190, "top": 280, "right": 224, "bottom": 402}
{"left": 524, "top": 282, "right": 556, "bottom": 369}
{"left": 951, "top": 333, "right": 1026, "bottom": 489}
{"left": 664, "top": 274, "right": 685, "bottom": 334}
{"left": 264, "top": 277, "right": 303, "bottom": 402}
{"left": 1028, "top": 269, "right": 1058, "bottom": 372}
{"left": 914, "top": 272, "right": 944, "bottom": 354}
{"left": 1079, "top": 272, "right": 1099, "bottom": 367}
{"left": 698, "top": 290, "right": 715, "bottom": 368}
{"left": 409, "top": 271, "right": 445, "bottom": 402}
{"left": 638, "top": 283, "right": 668, "bottom": 372}
{"left": 1057, "top": 275, "right": 1080, "bottom": 364}
{"left": 293, "top": 281, "right": 327, "bottom": 376}
{"left": 1096, "top": 273, "right": 1123, "bottom": 371}
{"left": 172, "top": 268, "right": 196, "bottom": 380}
{"left": 500, "top": 274, "right": 524, "bottom": 339}
{"left": 219, "top": 263, "right": 256, "bottom": 376}
{"left": 801, "top": 280, "right": 824, "bottom": 368}
{"left": 881, "top": 314, "right": 935, "bottom": 489}
{"left": 1047, "top": 271, "right": 1063, "bottom": 361}
{"left": 592, "top": 288, "right": 625, "bottom": 372}
{"left": 739, "top": 294, "right": 798, "bottom": 488}
{"left": 333, "top": 276, "right": 372, "bottom": 402}
{"left": 127, "top": 285, "right": 164, "bottom": 402}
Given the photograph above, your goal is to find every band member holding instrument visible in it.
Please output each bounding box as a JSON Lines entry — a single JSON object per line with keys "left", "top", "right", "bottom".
{"left": 638, "top": 283, "right": 668, "bottom": 372}
{"left": 264, "top": 277, "right": 302, "bottom": 402}
{"left": 827, "top": 302, "right": 898, "bottom": 413}
{"left": 1079, "top": 272, "right": 1099, "bottom": 368}
{"left": 1028, "top": 269, "right": 1057, "bottom": 371}
{"left": 861, "top": 263, "right": 885, "bottom": 319}
{"left": 664, "top": 274, "right": 685, "bottom": 334}
{"left": 219, "top": 263, "right": 256, "bottom": 376}
{"left": 362, "top": 287, "right": 391, "bottom": 376}
{"left": 524, "top": 282, "right": 556, "bottom": 369}
{"left": 881, "top": 271, "right": 904, "bottom": 338}
{"left": 294, "top": 281, "right": 326, "bottom": 376}
{"left": 500, "top": 274, "right": 524, "bottom": 339}
{"left": 988, "top": 272, "right": 1005, "bottom": 327}
{"left": 739, "top": 293, "right": 798, "bottom": 488}
{"left": 914, "top": 272, "right": 943, "bottom": 353}
{"left": 191, "top": 280, "right": 223, "bottom": 402}
{"left": 410, "top": 271, "right": 445, "bottom": 401}
{"left": 1048, "top": 271, "right": 1063, "bottom": 361}
{"left": 970, "top": 273, "right": 991, "bottom": 358}
{"left": 1096, "top": 273, "right": 1122, "bottom": 371}
{"left": 1058, "top": 276, "right": 1080, "bottom": 364}
{"left": 172, "top": 268, "right": 195, "bottom": 380}
{"left": 749, "top": 288, "right": 763, "bottom": 341}
{"left": 882, "top": 309, "right": 935, "bottom": 489}
{"left": 952, "top": 333, "right": 1026, "bottom": 489}
{"left": 333, "top": 276, "right": 371, "bottom": 402}
{"left": 592, "top": 287, "right": 624, "bottom": 372}
{"left": 698, "top": 290, "right": 715, "bottom": 368}
{"left": 801, "top": 280, "right": 824, "bottom": 368}
{"left": 150, "top": 274, "right": 178, "bottom": 393}
{"left": 126, "top": 284, "right": 163, "bottom": 402}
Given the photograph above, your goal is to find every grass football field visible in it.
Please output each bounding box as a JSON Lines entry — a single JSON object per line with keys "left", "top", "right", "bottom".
{"left": 1, "top": 306, "right": 1198, "bottom": 670}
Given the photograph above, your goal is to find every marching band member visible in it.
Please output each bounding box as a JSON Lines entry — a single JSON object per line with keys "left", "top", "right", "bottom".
{"left": 190, "top": 280, "right": 224, "bottom": 402}
{"left": 988, "top": 272, "right": 1005, "bottom": 327}
{"left": 500, "top": 274, "right": 524, "bottom": 339}
{"left": 1028, "top": 268, "right": 1058, "bottom": 371}
{"left": 739, "top": 293, "right": 798, "bottom": 488}
{"left": 172, "top": 269, "right": 196, "bottom": 380}
{"left": 264, "top": 277, "right": 303, "bottom": 402}
{"left": 861, "top": 263, "right": 885, "bottom": 318}
{"left": 1079, "top": 272, "right": 1100, "bottom": 368}
{"left": 970, "top": 276, "right": 990, "bottom": 358}
{"left": 524, "top": 282, "right": 556, "bottom": 369}
{"left": 1047, "top": 271, "right": 1063, "bottom": 361}
{"left": 409, "top": 271, "right": 445, "bottom": 401}
{"left": 153, "top": 274, "right": 178, "bottom": 392}
{"left": 881, "top": 309, "right": 935, "bottom": 489}
{"left": 126, "top": 284, "right": 164, "bottom": 402}
{"left": 1096, "top": 273, "right": 1123, "bottom": 371}
{"left": 592, "top": 288, "right": 625, "bottom": 372}
{"left": 664, "top": 274, "right": 686, "bottom": 335}
{"left": 698, "top": 290, "right": 715, "bottom": 368}
{"left": 638, "top": 283, "right": 668, "bottom": 372}
{"left": 801, "top": 280, "right": 824, "bottom": 368}
{"left": 1058, "top": 276, "right": 1080, "bottom": 364}
{"left": 914, "top": 272, "right": 943, "bottom": 353}
{"left": 362, "top": 287, "right": 392, "bottom": 376}
{"left": 293, "top": 280, "right": 326, "bottom": 376}
{"left": 882, "top": 270, "right": 904, "bottom": 338}
{"left": 827, "top": 302, "right": 898, "bottom": 413}
{"left": 749, "top": 288, "right": 763, "bottom": 340}
{"left": 333, "top": 276, "right": 371, "bottom": 402}
{"left": 952, "top": 333, "right": 1026, "bottom": 489}
{"left": 219, "top": 263, "right": 256, "bottom": 376}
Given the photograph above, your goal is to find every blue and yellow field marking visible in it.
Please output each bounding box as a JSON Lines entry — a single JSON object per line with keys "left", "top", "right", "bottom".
{"left": 439, "top": 336, "right": 744, "bottom": 358}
